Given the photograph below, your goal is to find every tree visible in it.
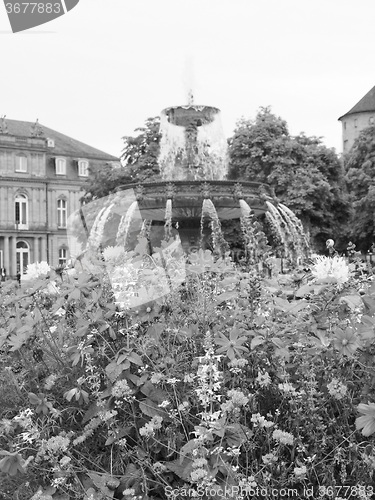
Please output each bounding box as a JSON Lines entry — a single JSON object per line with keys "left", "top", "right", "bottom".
{"left": 82, "top": 162, "right": 133, "bottom": 203}
{"left": 121, "top": 116, "right": 161, "bottom": 182}
{"left": 228, "top": 107, "right": 350, "bottom": 251}
{"left": 345, "top": 125, "right": 375, "bottom": 250}
{"left": 83, "top": 116, "right": 162, "bottom": 203}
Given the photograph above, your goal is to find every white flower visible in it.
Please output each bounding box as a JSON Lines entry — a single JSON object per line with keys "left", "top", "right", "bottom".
{"left": 327, "top": 378, "right": 348, "bottom": 400}
{"left": 262, "top": 452, "right": 278, "bottom": 465}
{"left": 24, "top": 261, "right": 51, "bottom": 280}
{"left": 278, "top": 382, "right": 297, "bottom": 395}
{"left": 272, "top": 429, "right": 294, "bottom": 445}
{"left": 103, "top": 245, "right": 124, "bottom": 262}
{"left": 294, "top": 465, "right": 307, "bottom": 477}
{"left": 311, "top": 256, "right": 351, "bottom": 286}
{"left": 184, "top": 373, "right": 195, "bottom": 383}
{"left": 150, "top": 373, "right": 164, "bottom": 384}
{"left": 251, "top": 413, "right": 274, "bottom": 428}
{"left": 122, "top": 488, "right": 135, "bottom": 497}
{"left": 45, "top": 435, "right": 70, "bottom": 454}
{"left": 111, "top": 379, "right": 133, "bottom": 400}
{"left": 256, "top": 371, "right": 271, "bottom": 387}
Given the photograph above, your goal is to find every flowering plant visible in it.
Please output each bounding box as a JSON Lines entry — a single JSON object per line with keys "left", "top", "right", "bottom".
{"left": 1, "top": 245, "right": 375, "bottom": 499}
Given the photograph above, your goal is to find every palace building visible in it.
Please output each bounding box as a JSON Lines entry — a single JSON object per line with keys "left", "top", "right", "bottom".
{"left": 0, "top": 117, "right": 119, "bottom": 279}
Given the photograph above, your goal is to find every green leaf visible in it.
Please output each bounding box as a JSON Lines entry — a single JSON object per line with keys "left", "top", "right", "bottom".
{"left": 251, "top": 335, "right": 265, "bottom": 349}
{"left": 28, "top": 392, "right": 42, "bottom": 405}
{"left": 139, "top": 398, "right": 168, "bottom": 419}
{"left": 87, "top": 472, "right": 119, "bottom": 499}
{"left": 106, "top": 362, "right": 127, "bottom": 383}
{"left": 0, "top": 451, "right": 25, "bottom": 476}
{"left": 64, "top": 388, "right": 77, "bottom": 402}
{"left": 225, "top": 423, "right": 251, "bottom": 447}
{"left": 165, "top": 457, "right": 194, "bottom": 481}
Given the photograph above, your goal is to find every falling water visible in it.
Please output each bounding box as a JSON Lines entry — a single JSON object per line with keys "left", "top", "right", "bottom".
{"left": 265, "top": 201, "right": 309, "bottom": 261}
{"left": 239, "top": 199, "right": 270, "bottom": 264}
{"left": 158, "top": 114, "right": 186, "bottom": 180}
{"left": 88, "top": 203, "right": 114, "bottom": 251}
{"left": 164, "top": 199, "right": 173, "bottom": 240}
{"left": 195, "top": 112, "right": 228, "bottom": 179}
{"left": 266, "top": 201, "right": 292, "bottom": 258}
{"left": 139, "top": 219, "right": 152, "bottom": 240}
{"left": 116, "top": 201, "right": 139, "bottom": 248}
{"left": 201, "top": 198, "right": 228, "bottom": 255}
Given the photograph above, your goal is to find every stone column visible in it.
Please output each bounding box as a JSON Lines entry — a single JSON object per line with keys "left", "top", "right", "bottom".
{"left": 3, "top": 236, "right": 9, "bottom": 275}
{"left": 10, "top": 236, "right": 17, "bottom": 277}
{"left": 40, "top": 236, "right": 47, "bottom": 262}
{"left": 51, "top": 191, "right": 57, "bottom": 230}
{"left": 34, "top": 236, "right": 39, "bottom": 263}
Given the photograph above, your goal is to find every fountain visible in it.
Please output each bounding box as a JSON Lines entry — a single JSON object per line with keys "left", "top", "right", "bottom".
{"left": 72, "top": 96, "right": 310, "bottom": 285}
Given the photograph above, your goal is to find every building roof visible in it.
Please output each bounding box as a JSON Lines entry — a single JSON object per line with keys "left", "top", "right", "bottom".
{"left": 339, "top": 85, "right": 375, "bottom": 120}
{"left": 1, "top": 119, "right": 119, "bottom": 160}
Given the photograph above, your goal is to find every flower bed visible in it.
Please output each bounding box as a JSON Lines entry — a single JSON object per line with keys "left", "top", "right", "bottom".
{"left": 0, "top": 247, "right": 375, "bottom": 499}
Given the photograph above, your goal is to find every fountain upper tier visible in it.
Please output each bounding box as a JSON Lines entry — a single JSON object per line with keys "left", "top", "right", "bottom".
{"left": 158, "top": 104, "right": 228, "bottom": 181}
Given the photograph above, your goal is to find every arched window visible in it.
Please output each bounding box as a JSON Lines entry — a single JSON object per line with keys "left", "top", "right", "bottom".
{"left": 78, "top": 159, "right": 89, "bottom": 177}
{"left": 58, "top": 247, "right": 68, "bottom": 266}
{"left": 15, "top": 193, "right": 28, "bottom": 229}
{"left": 57, "top": 198, "right": 67, "bottom": 228}
{"left": 16, "top": 240, "right": 30, "bottom": 274}
{"left": 15, "top": 154, "right": 27, "bottom": 172}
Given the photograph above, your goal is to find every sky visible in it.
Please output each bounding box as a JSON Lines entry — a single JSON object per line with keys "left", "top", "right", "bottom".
{"left": 0, "top": 0, "right": 375, "bottom": 159}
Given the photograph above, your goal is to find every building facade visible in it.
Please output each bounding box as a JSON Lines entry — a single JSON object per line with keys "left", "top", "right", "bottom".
{"left": 338, "top": 85, "right": 375, "bottom": 153}
{"left": 0, "top": 117, "right": 119, "bottom": 278}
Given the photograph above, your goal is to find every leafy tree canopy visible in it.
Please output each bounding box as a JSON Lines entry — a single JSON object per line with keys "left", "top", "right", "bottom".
{"left": 345, "top": 125, "right": 375, "bottom": 250}
{"left": 83, "top": 117, "right": 162, "bottom": 203}
{"left": 121, "top": 116, "right": 161, "bottom": 182}
{"left": 228, "top": 107, "right": 350, "bottom": 251}
{"left": 82, "top": 161, "right": 133, "bottom": 203}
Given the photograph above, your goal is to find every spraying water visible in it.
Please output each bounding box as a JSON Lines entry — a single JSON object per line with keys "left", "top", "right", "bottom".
{"left": 116, "top": 201, "right": 139, "bottom": 249}
{"left": 164, "top": 199, "right": 173, "bottom": 240}
{"left": 88, "top": 203, "right": 114, "bottom": 251}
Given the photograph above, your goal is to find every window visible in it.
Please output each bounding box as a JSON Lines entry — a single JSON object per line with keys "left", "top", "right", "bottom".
{"left": 15, "top": 193, "right": 28, "bottom": 229}
{"left": 56, "top": 157, "right": 66, "bottom": 175}
{"left": 16, "top": 241, "right": 29, "bottom": 274}
{"left": 354, "top": 119, "right": 358, "bottom": 128}
{"left": 343, "top": 121, "right": 347, "bottom": 130}
{"left": 370, "top": 116, "right": 375, "bottom": 125}
{"left": 59, "top": 247, "right": 67, "bottom": 266}
{"left": 15, "top": 155, "right": 27, "bottom": 172}
{"left": 78, "top": 159, "right": 89, "bottom": 177}
{"left": 57, "top": 198, "right": 67, "bottom": 228}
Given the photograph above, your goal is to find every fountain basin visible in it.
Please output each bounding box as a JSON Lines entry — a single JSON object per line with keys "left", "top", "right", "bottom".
{"left": 115, "top": 180, "right": 273, "bottom": 222}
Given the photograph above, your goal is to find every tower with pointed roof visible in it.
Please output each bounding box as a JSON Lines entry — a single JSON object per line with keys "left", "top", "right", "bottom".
{"left": 0, "top": 118, "right": 119, "bottom": 279}
{"left": 338, "top": 85, "right": 375, "bottom": 152}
